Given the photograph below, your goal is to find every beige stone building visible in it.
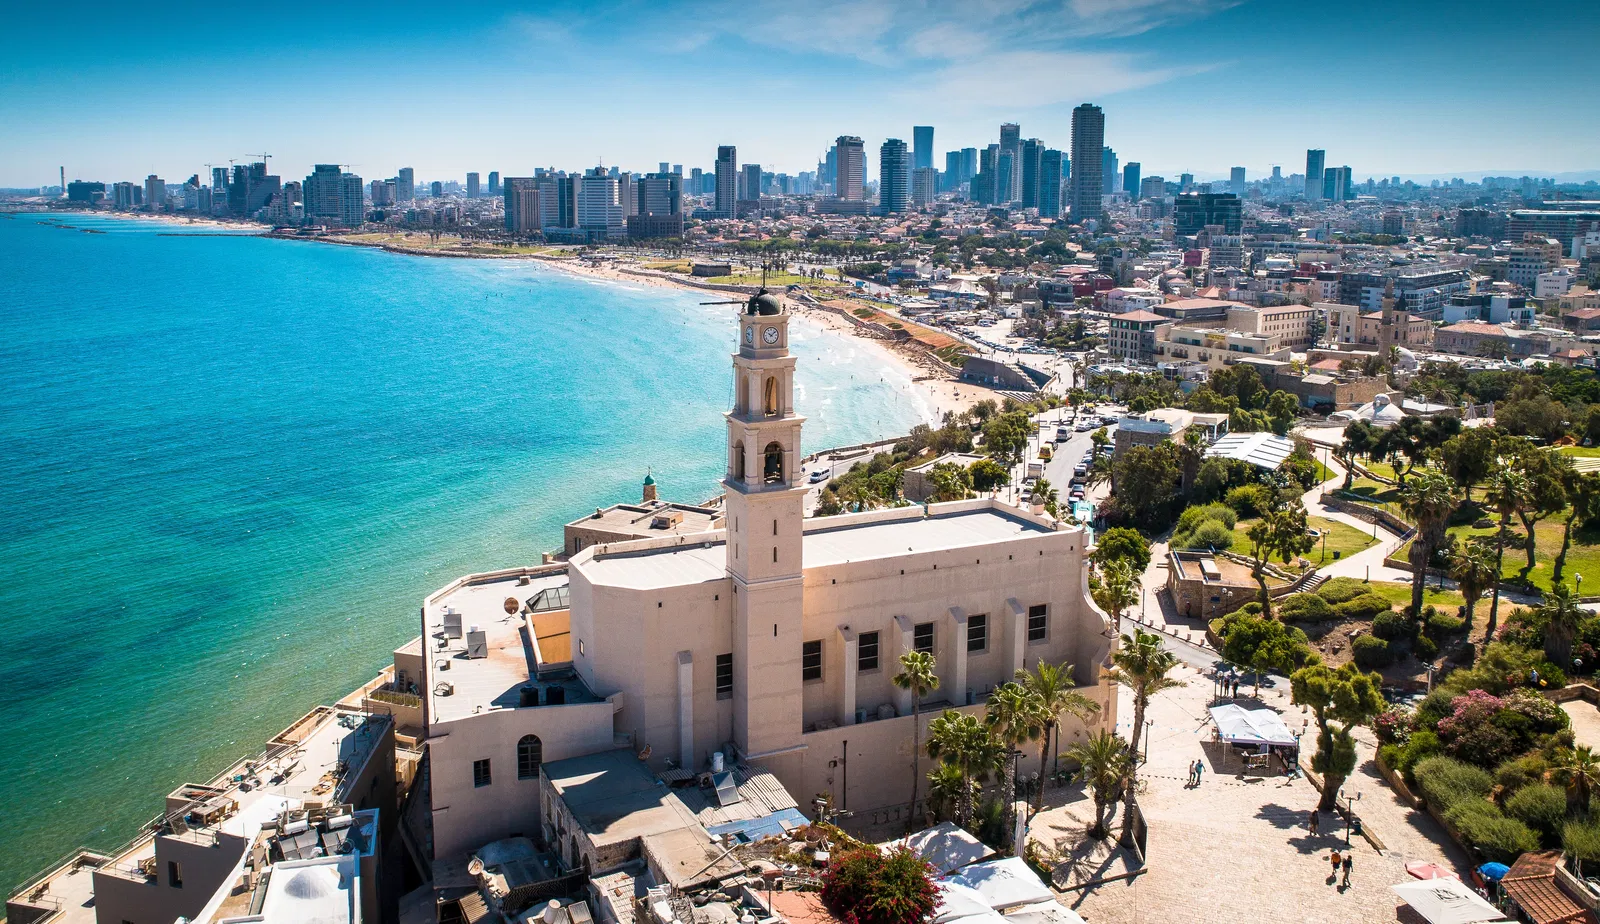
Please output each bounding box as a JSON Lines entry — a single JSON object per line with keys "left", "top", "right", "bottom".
{"left": 1226, "top": 304, "right": 1317, "bottom": 349}
{"left": 418, "top": 292, "right": 1118, "bottom": 873}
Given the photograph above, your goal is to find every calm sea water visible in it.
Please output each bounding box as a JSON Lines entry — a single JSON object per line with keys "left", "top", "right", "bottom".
{"left": 0, "top": 213, "right": 927, "bottom": 892}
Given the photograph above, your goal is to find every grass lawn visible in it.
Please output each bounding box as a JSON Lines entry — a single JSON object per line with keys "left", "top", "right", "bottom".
{"left": 1364, "top": 580, "right": 1467, "bottom": 610}
{"left": 704, "top": 271, "right": 816, "bottom": 286}
{"left": 1228, "top": 515, "right": 1378, "bottom": 570}
{"left": 1342, "top": 478, "right": 1402, "bottom": 506}
{"left": 1558, "top": 447, "right": 1600, "bottom": 458}
{"left": 1361, "top": 459, "right": 1401, "bottom": 481}
{"left": 1437, "top": 514, "right": 1600, "bottom": 595}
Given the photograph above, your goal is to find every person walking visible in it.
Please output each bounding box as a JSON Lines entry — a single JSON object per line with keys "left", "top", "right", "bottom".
{"left": 1193, "top": 759, "right": 1203, "bottom": 786}
{"left": 1341, "top": 853, "right": 1353, "bottom": 887}
{"left": 1308, "top": 810, "right": 1320, "bottom": 836}
{"left": 1329, "top": 850, "right": 1342, "bottom": 883}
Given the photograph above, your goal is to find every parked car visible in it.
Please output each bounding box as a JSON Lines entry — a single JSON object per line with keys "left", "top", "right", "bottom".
{"left": 809, "top": 469, "right": 829, "bottom": 483}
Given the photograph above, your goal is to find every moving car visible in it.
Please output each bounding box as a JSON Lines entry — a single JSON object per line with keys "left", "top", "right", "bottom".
{"left": 809, "top": 469, "right": 829, "bottom": 483}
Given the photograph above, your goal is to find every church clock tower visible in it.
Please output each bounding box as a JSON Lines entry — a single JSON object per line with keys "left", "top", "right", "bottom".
{"left": 724, "top": 290, "right": 807, "bottom": 759}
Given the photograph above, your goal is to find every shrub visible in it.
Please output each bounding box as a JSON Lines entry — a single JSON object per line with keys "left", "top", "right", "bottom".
{"left": 1506, "top": 783, "right": 1567, "bottom": 842}
{"left": 1280, "top": 593, "right": 1335, "bottom": 623}
{"left": 1176, "top": 503, "right": 1237, "bottom": 533}
{"left": 1457, "top": 812, "right": 1541, "bottom": 863}
{"left": 1428, "top": 611, "right": 1466, "bottom": 636}
{"left": 1413, "top": 756, "right": 1493, "bottom": 810}
{"left": 1496, "top": 755, "right": 1549, "bottom": 795}
{"left": 1393, "top": 730, "right": 1443, "bottom": 780}
{"left": 1372, "top": 611, "right": 1410, "bottom": 641}
{"left": 1374, "top": 708, "right": 1412, "bottom": 745}
{"left": 1503, "top": 689, "right": 1570, "bottom": 734}
{"left": 1224, "top": 484, "right": 1274, "bottom": 519}
{"left": 1317, "top": 577, "right": 1373, "bottom": 605}
{"left": 1415, "top": 689, "right": 1455, "bottom": 730}
{"left": 1337, "top": 594, "right": 1395, "bottom": 621}
{"left": 1352, "top": 634, "right": 1392, "bottom": 669}
{"left": 1415, "top": 635, "right": 1439, "bottom": 660}
{"left": 1190, "top": 520, "right": 1234, "bottom": 550}
{"left": 821, "top": 847, "right": 939, "bottom": 924}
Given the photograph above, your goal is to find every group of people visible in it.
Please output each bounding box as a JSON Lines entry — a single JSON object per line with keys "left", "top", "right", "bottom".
{"left": 1328, "top": 849, "right": 1354, "bottom": 887}
{"left": 1186, "top": 759, "right": 1205, "bottom": 786}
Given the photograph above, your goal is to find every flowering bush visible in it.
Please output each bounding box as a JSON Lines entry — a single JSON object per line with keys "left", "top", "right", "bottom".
{"left": 1502, "top": 689, "right": 1569, "bottom": 735}
{"left": 1438, "top": 691, "right": 1526, "bottom": 767}
{"left": 1374, "top": 708, "right": 1413, "bottom": 746}
{"left": 1437, "top": 691, "right": 1504, "bottom": 739}
{"left": 822, "top": 847, "right": 939, "bottom": 924}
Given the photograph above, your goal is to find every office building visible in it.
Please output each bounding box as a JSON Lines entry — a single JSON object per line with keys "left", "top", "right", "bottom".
{"left": 1322, "top": 165, "right": 1352, "bottom": 202}
{"left": 1101, "top": 148, "right": 1118, "bottom": 195}
{"left": 741, "top": 163, "right": 762, "bottom": 202}
{"left": 878, "top": 138, "right": 908, "bottom": 214}
{"left": 943, "top": 151, "right": 961, "bottom": 191}
{"left": 67, "top": 180, "right": 105, "bottom": 204}
{"left": 1140, "top": 176, "right": 1166, "bottom": 200}
{"left": 467, "top": 172, "right": 480, "bottom": 199}
{"left": 417, "top": 289, "right": 1117, "bottom": 863}
{"left": 1039, "top": 149, "right": 1064, "bottom": 219}
{"left": 503, "top": 177, "right": 539, "bottom": 234}
{"left": 1123, "top": 162, "right": 1141, "bottom": 198}
{"left": 1304, "top": 149, "right": 1325, "bottom": 200}
{"left": 1174, "top": 193, "right": 1243, "bottom": 236}
{"left": 1069, "top": 103, "right": 1105, "bottom": 222}
{"left": 628, "top": 172, "right": 685, "bottom": 238}
{"left": 999, "top": 123, "right": 1020, "bottom": 196}
{"left": 304, "top": 164, "right": 365, "bottom": 225}
{"left": 578, "top": 167, "right": 623, "bottom": 239}
{"left": 911, "top": 167, "right": 939, "bottom": 208}
{"left": 144, "top": 175, "right": 165, "bottom": 212}
{"left": 370, "top": 179, "right": 394, "bottom": 207}
{"left": 714, "top": 145, "right": 737, "bottom": 217}
{"left": 397, "top": 167, "right": 415, "bottom": 202}
{"left": 913, "top": 125, "right": 933, "bottom": 171}
{"left": 995, "top": 152, "right": 1015, "bottom": 203}
{"left": 488, "top": 171, "right": 500, "bottom": 196}
{"left": 1179, "top": 173, "right": 1194, "bottom": 193}
{"left": 112, "top": 181, "right": 139, "bottom": 209}
{"left": 960, "top": 147, "right": 977, "bottom": 185}
{"left": 1230, "top": 167, "right": 1245, "bottom": 196}
{"left": 430, "top": 181, "right": 443, "bottom": 197}
{"left": 835, "top": 136, "right": 865, "bottom": 200}
{"left": 1019, "top": 138, "right": 1043, "bottom": 209}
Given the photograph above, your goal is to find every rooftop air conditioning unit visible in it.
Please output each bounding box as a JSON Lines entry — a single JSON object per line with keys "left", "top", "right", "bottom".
{"left": 436, "top": 659, "right": 450, "bottom": 671}
{"left": 442, "top": 608, "right": 463, "bottom": 639}
{"left": 465, "top": 628, "right": 488, "bottom": 659}
{"left": 435, "top": 682, "right": 454, "bottom": 697}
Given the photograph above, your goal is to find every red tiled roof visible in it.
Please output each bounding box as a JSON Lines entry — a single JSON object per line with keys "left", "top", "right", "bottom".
{"left": 1117, "top": 310, "right": 1168, "bottom": 322}
{"left": 1503, "top": 852, "right": 1596, "bottom": 924}
{"left": 1568, "top": 308, "right": 1600, "bottom": 319}
{"left": 1440, "top": 322, "right": 1507, "bottom": 335}
{"left": 1309, "top": 359, "right": 1343, "bottom": 371}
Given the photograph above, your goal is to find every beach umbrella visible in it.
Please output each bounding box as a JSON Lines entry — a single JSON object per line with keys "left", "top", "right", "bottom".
{"left": 1406, "top": 861, "right": 1459, "bottom": 881}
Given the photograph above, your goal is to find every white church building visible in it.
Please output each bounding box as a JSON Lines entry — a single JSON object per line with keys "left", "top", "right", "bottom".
{"left": 414, "top": 290, "right": 1118, "bottom": 869}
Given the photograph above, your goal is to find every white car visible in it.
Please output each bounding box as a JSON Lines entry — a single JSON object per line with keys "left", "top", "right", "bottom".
{"left": 809, "top": 470, "right": 829, "bottom": 483}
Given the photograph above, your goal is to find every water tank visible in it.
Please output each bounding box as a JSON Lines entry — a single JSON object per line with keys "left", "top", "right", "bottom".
{"left": 711, "top": 751, "right": 725, "bottom": 773}
{"left": 545, "top": 685, "right": 566, "bottom": 705}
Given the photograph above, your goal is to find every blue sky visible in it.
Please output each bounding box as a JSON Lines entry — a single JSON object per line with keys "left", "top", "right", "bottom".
{"left": 4, "top": 0, "right": 1597, "bottom": 187}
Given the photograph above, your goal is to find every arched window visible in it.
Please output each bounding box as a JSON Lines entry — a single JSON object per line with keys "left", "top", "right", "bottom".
{"left": 763, "top": 376, "right": 780, "bottom": 416}
{"left": 763, "top": 442, "right": 785, "bottom": 484}
{"left": 517, "top": 735, "right": 542, "bottom": 780}
{"left": 731, "top": 441, "right": 746, "bottom": 480}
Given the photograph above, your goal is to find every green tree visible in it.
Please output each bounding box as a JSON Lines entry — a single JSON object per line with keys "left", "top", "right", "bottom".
{"left": 1441, "top": 427, "right": 1499, "bottom": 498}
{"left": 1177, "top": 427, "right": 1208, "bottom": 497}
{"left": 1110, "top": 629, "right": 1184, "bottom": 846}
{"left": 981, "top": 412, "right": 1030, "bottom": 467}
{"left": 1485, "top": 467, "right": 1532, "bottom": 645}
{"left": 928, "top": 462, "right": 974, "bottom": 502}
{"left": 1450, "top": 539, "right": 1499, "bottom": 628}
{"left": 1338, "top": 420, "right": 1381, "bottom": 489}
{"left": 1015, "top": 661, "right": 1101, "bottom": 811}
{"left": 1090, "top": 427, "right": 1110, "bottom": 453}
{"left": 925, "top": 763, "right": 974, "bottom": 824}
{"left": 1552, "top": 746, "right": 1600, "bottom": 814}
{"left": 1266, "top": 390, "right": 1301, "bottom": 436}
{"left": 1399, "top": 470, "right": 1463, "bottom": 616}
{"left": 1290, "top": 663, "right": 1386, "bottom": 811}
{"left": 1217, "top": 610, "right": 1318, "bottom": 679}
{"left": 1065, "top": 731, "right": 1130, "bottom": 839}
{"left": 968, "top": 458, "right": 1011, "bottom": 494}
{"left": 1031, "top": 478, "right": 1061, "bottom": 517}
{"left": 1554, "top": 470, "right": 1600, "bottom": 585}
{"left": 893, "top": 651, "right": 940, "bottom": 831}
{"left": 1244, "top": 501, "right": 1316, "bottom": 619}
{"left": 1092, "top": 558, "right": 1140, "bottom": 623}
{"left": 1511, "top": 449, "right": 1574, "bottom": 576}
{"left": 986, "top": 682, "right": 1046, "bottom": 838}
{"left": 1540, "top": 583, "right": 1585, "bottom": 667}
{"left": 1113, "top": 444, "right": 1181, "bottom": 529}
{"left": 1092, "top": 527, "right": 1152, "bottom": 573}
{"left": 926, "top": 711, "right": 1004, "bottom": 827}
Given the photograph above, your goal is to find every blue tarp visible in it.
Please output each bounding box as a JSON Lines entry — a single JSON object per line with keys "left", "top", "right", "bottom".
{"left": 1477, "top": 862, "right": 1509, "bottom": 882}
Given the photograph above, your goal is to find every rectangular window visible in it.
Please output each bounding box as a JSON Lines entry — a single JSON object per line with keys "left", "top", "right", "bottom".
{"left": 802, "top": 640, "right": 823, "bottom": 681}
{"left": 168, "top": 861, "right": 183, "bottom": 888}
{"left": 716, "top": 653, "right": 733, "bottom": 699}
{"left": 858, "top": 631, "right": 880, "bottom": 672}
{"left": 914, "top": 622, "right": 935, "bottom": 654}
{"left": 1027, "top": 605, "right": 1048, "bottom": 643}
{"left": 967, "top": 614, "right": 989, "bottom": 653}
{"left": 473, "top": 758, "right": 492, "bottom": 788}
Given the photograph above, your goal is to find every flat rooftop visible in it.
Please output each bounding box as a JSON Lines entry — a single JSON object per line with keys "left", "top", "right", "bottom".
{"left": 577, "top": 506, "right": 1058, "bottom": 590}
{"left": 567, "top": 501, "right": 721, "bottom": 539}
{"left": 425, "top": 571, "right": 601, "bottom": 724}
{"left": 544, "top": 750, "right": 701, "bottom": 849}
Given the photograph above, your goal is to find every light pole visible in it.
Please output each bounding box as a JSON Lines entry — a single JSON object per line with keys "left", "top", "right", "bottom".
{"left": 1340, "top": 790, "right": 1362, "bottom": 846}
{"left": 1142, "top": 718, "right": 1154, "bottom": 764}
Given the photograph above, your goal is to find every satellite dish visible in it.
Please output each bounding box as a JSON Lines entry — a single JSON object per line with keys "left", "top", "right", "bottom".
{"left": 504, "top": 597, "right": 520, "bottom": 615}
{"left": 467, "top": 857, "right": 484, "bottom": 877}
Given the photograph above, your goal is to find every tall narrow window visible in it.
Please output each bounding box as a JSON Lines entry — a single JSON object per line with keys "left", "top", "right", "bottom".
{"left": 473, "top": 758, "right": 492, "bottom": 788}
{"left": 517, "top": 735, "right": 543, "bottom": 780}
{"left": 763, "top": 442, "right": 785, "bottom": 483}
{"left": 716, "top": 653, "right": 734, "bottom": 699}
{"left": 1027, "top": 604, "right": 1048, "bottom": 643}
{"left": 764, "top": 376, "right": 780, "bottom": 416}
{"left": 914, "top": 622, "right": 934, "bottom": 654}
{"left": 967, "top": 614, "right": 989, "bottom": 653}
{"left": 858, "top": 631, "right": 880, "bottom": 672}
{"left": 802, "top": 640, "right": 823, "bottom": 681}
{"left": 168, "top": 861, "right": 183, "bottom": 888}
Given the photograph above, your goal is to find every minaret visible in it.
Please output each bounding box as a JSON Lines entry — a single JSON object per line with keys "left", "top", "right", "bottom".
{"left": 724, "top": 289, "right": 807, "bottom": 760}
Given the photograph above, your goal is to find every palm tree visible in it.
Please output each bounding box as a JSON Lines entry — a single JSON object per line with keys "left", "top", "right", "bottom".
{"left": 893, "top": 651, "right": 940, "bottom": 831}
{"left": 1016, "top": 661, "right": 1101, "bottom": 811}
{"left": 986, "top": 683, "right": 1046, "bottom": 839}
{"left": 1541, "top": 583, "right": 1585, "bottom": 667}
{"left": 1092, "top": 558, "right": 1140, "bottom": 625}
{"left": 1398, "top": 470, "right": 1462, "bottom": 616}
{"left": 925, "top": 763, "right": 973, "bottom": 824}
{"left": 1109, "top": 629, "right": 1185, "bottom": 847}
{"left": 1484, "top": 467, "right": 1531, "bottom": 647}
{"left": 1177, "top": 427, "right": 1207, "bottom": 497}
{"left": 1449, "top": 539, "right": 1498, "bottom": 628}
{"left": 1065, "top": 731, "right": 1131, "bottom": 840}
{"left": 1084, "top": 455, "right": 1113, "bottom": 492}
{"left": 1031, "top": 478, "right": 1060, "bottom": 517}
{"left": 1554, "top": 471, "right": 1600, "bottom": 585}
{"left": 1552, "top": 745, "right": 1600, "bottom": 814}
{"left": 926, "top": 710, "right": 1004, "bottom": 827}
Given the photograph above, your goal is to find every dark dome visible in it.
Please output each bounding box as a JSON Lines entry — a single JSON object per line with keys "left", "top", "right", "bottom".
{"left": 746, "top": 289, "right": 782, "bottom": 316}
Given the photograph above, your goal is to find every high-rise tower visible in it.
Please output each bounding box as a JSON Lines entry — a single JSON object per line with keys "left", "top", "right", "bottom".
{"left": 912, "top": 126, "right": 934, "bottom": 171}
{"left": 1305, "top": 149, "right": 1325, "bottom": 200}
{"left": 715, "top": 145, "right": 738, "bottom": 217}
{"left": 724, "top": 290, "right": 807, "bottom": 759}
{"left": 1069, "top": 103, "right": 1105, "bottom": 222}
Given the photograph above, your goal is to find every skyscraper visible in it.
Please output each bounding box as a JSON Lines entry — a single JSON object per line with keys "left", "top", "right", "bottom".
{"left": 1322, "top": 165, "right": 1353, "bottom": 202}
{"left": 304, "top": 164, "right": 363, "bottom": 225}
{"left": 879, "top": 138, "right": 908, "bottom": 214}
{"left": 714, "top": 145, "right": 737, "bottom": 217}
{"left": 504, "top": 177, "right": 539, "bottom": 234}
{"left": 912, "top": 167, "right": 938, "bottom": 208}
{"left": 1020, "top": 138, "right": 1043, "bottom": 209}
{"left": 741, "top": 163, "right": 762, "bottom": 202}
{"left": 1230, "top": 166, "right": 1246, "bottom": 196}
{"left": 144, "top": 175, "right": 165, "bottom": 212}
{"left": 1039, "top": 149, "right": 1064, "bottom": 219}
{"left": 835, "top": 136, "right": 865, "bottom": 200}
{"left": 960, "top": 148, "right": 977, "bottom": 185}
{"left": 999, "top": 123, "right": 1020, "bottom": 197}
{"left": 912, "top": 126, "right": 933, "bottom": 171}
{"left": 1123, "top": 162, "right": 1141, "bottom": 198}
{"left": 1101, "top": 148, "right": 1118, "bottom": 195}
{"left": 995, "top": 152, "right": 1015, "bottom": 203}
{"left": 397, "top": 167, "right": 414, "bottom": 203}
{"left": 488, "top": 171, "right": 500, "bottom": 196}
{"left": 577, "top": 167, "right": 623, "bottom": 239}
{"left": 1304, "top": 149, "right": 1325, "bottom": 200}
{"left": 943, "top": 151, "right": 961, "bottom": 191}
{"left": 1069, "top": 103, "right": 1105, "bottom": 222}
{"left": 466, "top": 172, "right": 480, "bottom": 199}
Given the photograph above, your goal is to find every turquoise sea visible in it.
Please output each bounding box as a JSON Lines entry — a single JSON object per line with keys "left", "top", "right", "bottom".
{"left": 0, "top": 213, "right": 927, "bottom": 894}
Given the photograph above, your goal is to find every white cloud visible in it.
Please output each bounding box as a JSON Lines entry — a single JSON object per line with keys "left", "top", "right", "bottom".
{"left": 917, "top": 49, "right": 1213, "bottom": 111}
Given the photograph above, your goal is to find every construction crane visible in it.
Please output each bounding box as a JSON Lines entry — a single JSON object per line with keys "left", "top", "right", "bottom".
{"left": 249, "top": 153, "right": 271, "bottom": 172}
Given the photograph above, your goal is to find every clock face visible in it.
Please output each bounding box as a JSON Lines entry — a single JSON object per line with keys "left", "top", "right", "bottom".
{"left": 744, "top": 326, "right": 754, "bottom": 344}
{"left": 763, "top": 326, "right": 780, "bottom": 345}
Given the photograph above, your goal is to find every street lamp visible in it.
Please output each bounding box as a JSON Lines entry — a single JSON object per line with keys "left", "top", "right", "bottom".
{"left": 1143, "top": 718, "right": 1154, "bottom": 764}
{"left": 1339, "top": 790, "right": 1362, "bottom": 846}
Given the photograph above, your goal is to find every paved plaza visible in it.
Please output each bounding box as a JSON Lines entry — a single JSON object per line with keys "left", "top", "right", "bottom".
{"left": 1030, "top": 662, "right": 1470, "bottom": 924}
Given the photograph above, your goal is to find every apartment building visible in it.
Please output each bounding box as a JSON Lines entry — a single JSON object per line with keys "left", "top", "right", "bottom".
{"left": 1106, "top": 310, "right": 1166, "bottom": 363}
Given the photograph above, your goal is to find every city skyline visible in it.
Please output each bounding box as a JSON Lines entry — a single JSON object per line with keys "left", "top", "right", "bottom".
{"left": 5, "top": 0, "right": 1599, "bottom": 186}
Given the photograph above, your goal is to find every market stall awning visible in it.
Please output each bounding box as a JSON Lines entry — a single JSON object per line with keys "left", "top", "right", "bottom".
{"left": 1390, "top": 878, "right": 1510, "bottom": 924}
{"left": 885, "top": 821, "right": 995, "bottom": 875}
{"left": 945, "top": 857, "right": 1055, "bottom": 912}
{"left": 1208, "top": 704, "right": 1298, "bottom": 748}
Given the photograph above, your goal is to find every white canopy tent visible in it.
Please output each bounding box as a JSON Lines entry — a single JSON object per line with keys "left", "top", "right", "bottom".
{"left": 885, "top": 821, "right": 995, "bottom": 875}
{"left": 1209, "top": 704, "right": 1298, "bottom": 748}
{"left": 1390, "top": 879, "right": 1510, "bottom": 924}
{"left": 1002, "top": 900, "right": 1086, "bottom": 924}
{"left": 946, "top": 857, "right": 1056, "bottom": 912}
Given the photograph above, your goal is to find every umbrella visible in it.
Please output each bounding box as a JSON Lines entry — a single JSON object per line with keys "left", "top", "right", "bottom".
{"left": 1407, "top": 861, "right": 1460, "bottom": 881}
{"left": 1476, "top": 863, "right": 1509, "bottom": 882}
